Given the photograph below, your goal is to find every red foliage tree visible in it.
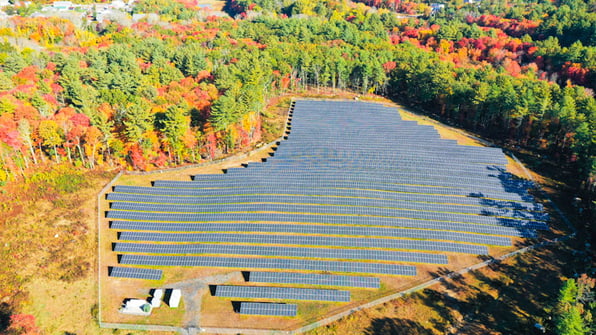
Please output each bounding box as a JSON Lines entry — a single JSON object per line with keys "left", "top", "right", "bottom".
{"left": 8, "top": 314, "right": 41, "bottom": 335}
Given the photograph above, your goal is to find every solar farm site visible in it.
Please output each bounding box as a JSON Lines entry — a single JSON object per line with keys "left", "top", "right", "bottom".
{"left": 100, "top": 99, "right": 549, "bottom": 332}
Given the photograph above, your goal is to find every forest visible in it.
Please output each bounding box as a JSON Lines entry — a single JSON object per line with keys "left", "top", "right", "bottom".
{"left": 0, "top": 0, "right": 593, "bottom": 184}
{"left": 0, "top": 0, "right": 595, "bottom": 332}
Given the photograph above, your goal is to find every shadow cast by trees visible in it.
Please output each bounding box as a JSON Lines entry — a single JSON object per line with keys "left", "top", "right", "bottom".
{"left": 0, "top": 303, "right": 11, "bottom": 333}
{"left": 411, "top": 243, "right": 582, "bottom": 334}
{"left": 364, "top": 317, "right": 433, "bottom": 335}
{"left": 428, "top": 267, "right": 467, "bottom": 293}
{"left": 466, "top": 165, "right": 550, "bottom": 239}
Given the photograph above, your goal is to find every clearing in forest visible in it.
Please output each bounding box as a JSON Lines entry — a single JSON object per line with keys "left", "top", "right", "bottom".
{"left": 98, "top": 99, "right": 558, "bottom": 333}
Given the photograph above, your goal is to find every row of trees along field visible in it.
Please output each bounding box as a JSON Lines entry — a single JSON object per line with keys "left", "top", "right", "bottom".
{"left": 0, "top": 0, "right": 593, "bottom": 186}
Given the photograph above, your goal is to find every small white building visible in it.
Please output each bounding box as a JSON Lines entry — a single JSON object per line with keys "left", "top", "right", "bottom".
{"left": 167, "top": 289, "right": 182, "bottom": 308}
{"left": 119, "top": 299, "right": 152, "bottom": 315}
{"left": 151, "top": 289, "right": 163, "bottom": 308}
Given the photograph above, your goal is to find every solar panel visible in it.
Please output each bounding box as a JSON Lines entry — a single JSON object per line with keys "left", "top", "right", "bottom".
{"left": 107, "top": 190, "right": 544, "bottom": 213}
{"left": 248, "top": 272, "right": 380, "bottom": 289}
{"left": 108, "top": 202, "right": 546, "bottom": 231}
{"left": 118, "top": 254, "right": 417, "bottom": 276}
{"left": 213, "top": 285, "right": 350, "bottom": 302}
{"left": 237, "top": 302, "right": 297, "bottom": 316}
{"left": 114, "top": 242, "right": 448, "bottom": 264}
{"left": 111, "top": 185, "right": 541, "bottom": 211}
{"left": 108, "top": 266, "right": 162, "bottom": 280}
{"left": 117, "top": 231, "right": 490, "bottom": 254}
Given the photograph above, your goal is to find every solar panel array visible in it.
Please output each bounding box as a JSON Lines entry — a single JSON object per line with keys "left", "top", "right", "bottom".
{"left": 248, "top": 272, "right": 381, "bottom": 289}
{"left": 119, "top": 254, "right": 416, "bottom": 276}
{"left": 105, "top": 100, "right": 548, "bottom": 297}
{"left": 238, "top": 302, "right": 297, "bottom": 317}
{"left": 108, "top": 266, "right": 162, "bottom": 280}
{"left": 114, "top": 242, "right": 448, "bottom": 264}
{"left": 117, "top": 231, "right": 489, "bottom": 254}
{"left": 213, "top": 285, "right": 350, "bottom": 302}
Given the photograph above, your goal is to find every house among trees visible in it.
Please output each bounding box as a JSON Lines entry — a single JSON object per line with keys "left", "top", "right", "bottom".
{"left": 430, "top": 3, "right": 445, "bottom": 13}
{"left": 51, "top": 1, "right": 73, "bottom": 10}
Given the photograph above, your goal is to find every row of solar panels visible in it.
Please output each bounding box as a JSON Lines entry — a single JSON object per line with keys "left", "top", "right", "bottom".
{"left": 108, "top": 266, "right": 163, "bottom": 280}
{"left": 213, "top": 285, "right": 350, "bottom": 302}
{"left": 240, "top": 162, "right": 517, "bottom": 179}
{"left": 237, "top": 302, "right": 297, "bottom": 317}
{"left": 279, "top": 138, "right": 503, "bottom": 151}
{"left": 109, "top": 202, "right": 546, "bottom": 230}
{"left": 285, "top": 127, "right": 443, "bottom": 134}
{"left": 247, "top": 271, "right": 381, "bottom": 288}
{"left": 107, "top": 211, "right": 544, "bottom": 236}
{"left": 273, "top": 147, "right": 507, "bottom": 162}
{"left": 266, "top": 155, "right": 507, "bottom": 167}
{"left": 161, "top": 176, "right": 525, "bottom": 195}
{"left": 117, "top": 231, "right": 490, "bottom": 254}
{"left": 107, "top": 206, "right": 548, "bottom": 236}
{"left": 118, "top": 255, "right": 417, "bottom": 276}
{"left": 117, "top": 183, "right": 529, "bottom": 203}
{"left": 109, "top": 201, "right": 545, "bottom": 227}
{"left": 109, "top": 219, "right": 538, "bottom": 238}
{"left": 108, "top": 188, "right": 543, "bottom": 212}
{"left": 217, "top": 168, "right": 531, "bottom": 188}
{"left": 113, "top": 242, "right": 449, "bottom": 264}
{"left": 106, "top": 193, "right": 546, "bottom": 221}
{"left": 108, "top": 267, "right": 382, "bottom": 289}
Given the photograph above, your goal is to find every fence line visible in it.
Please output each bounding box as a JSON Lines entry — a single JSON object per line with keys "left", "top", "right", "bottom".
{"left": 96, "top": 170, "right": 123, "bottom": 330}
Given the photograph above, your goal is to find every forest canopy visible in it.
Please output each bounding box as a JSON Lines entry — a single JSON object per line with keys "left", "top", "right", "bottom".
{"left": 0, "top": 0, "right": 594, "bottom": 186}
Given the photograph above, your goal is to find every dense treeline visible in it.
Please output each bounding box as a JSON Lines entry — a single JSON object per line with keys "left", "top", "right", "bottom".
{"left": 0, "top": 0, "right": 594, "bottom": 186}
{"left": 553, "top": 275, "right": 595, "bottom": 334}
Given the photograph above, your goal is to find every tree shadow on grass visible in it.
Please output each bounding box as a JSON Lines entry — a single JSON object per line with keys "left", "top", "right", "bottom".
{"left": 428, "top": 267, "right": 468, "bottom": 293}
{"left": 461, "top": 245, "right": 579, "bottom": 334}
{"left": 417, "top": 289, "right": 462, "bottom": 333}
{"left": 364, "top": 317, "right": 433, "bottom": 335}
